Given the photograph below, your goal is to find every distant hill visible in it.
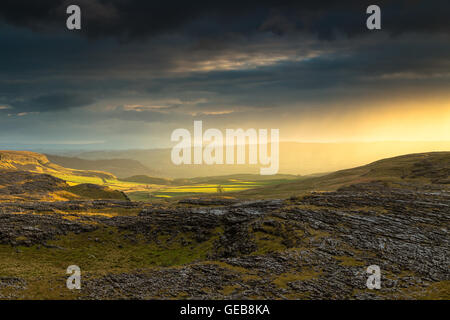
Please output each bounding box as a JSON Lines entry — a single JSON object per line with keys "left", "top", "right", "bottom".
{"left": 0, "top": 151, "right": 115, "bottom": 180}
{"left": 74, "top": 141, "right": 450, "bottom": 178}
{"left": 237, "top": 152, "right": 450, "bottom": 198}
{"left": 46, "top": 154, "right": 156, "bottom": 178}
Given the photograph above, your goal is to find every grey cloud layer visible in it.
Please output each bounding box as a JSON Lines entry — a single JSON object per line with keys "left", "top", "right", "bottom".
{"left": 0, "top": 1, "right": 449, "bottom": 147}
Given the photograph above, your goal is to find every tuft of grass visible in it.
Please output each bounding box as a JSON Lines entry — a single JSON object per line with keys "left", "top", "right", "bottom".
{"left": 252, "top": 231, "right": 286, "bottom": 255}
{"left": 222, "top": 285, "right": 241, "bottom": 295}
{"left": 273, "top": 268, "right": 322, "bottom": 288}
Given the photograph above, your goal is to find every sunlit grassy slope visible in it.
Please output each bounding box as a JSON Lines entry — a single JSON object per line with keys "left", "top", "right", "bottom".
{"left": 234, "top": 152, "right": 450, "bottom": 199}
{"left": 0, "top": 151, "right": 115, "bottom": 180}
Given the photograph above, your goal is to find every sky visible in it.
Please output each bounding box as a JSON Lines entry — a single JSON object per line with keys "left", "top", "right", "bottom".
{"left": 0, "top": 0, "right": 449, "bottom": 150}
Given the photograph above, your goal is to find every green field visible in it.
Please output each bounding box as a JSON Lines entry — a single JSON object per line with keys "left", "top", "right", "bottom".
{"left": 127, "top": 178, "right": 295, "bottom": 200}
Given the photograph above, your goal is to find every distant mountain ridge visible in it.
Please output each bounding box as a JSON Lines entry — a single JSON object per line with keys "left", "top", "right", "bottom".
{"left": 46, "top": 154, "right": 156, "bottom": 178}
{"left": 73, "top": 141, "right": 450, "bottom": 178}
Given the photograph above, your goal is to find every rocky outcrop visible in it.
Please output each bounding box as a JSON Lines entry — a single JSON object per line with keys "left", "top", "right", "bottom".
{"left": 0, "top": 170, "right": 68, "bottom": 196}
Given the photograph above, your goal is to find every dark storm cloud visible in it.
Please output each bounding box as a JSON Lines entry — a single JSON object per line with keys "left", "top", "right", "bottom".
{"left": 1, "top": 93, "right": 96, "bottom": 113}
{"left": 1, "top": 31, "right": 449, "bottom": 114}
{"left": 0, "top": 0, "right": 449, "bottom": 41}
{"left": 0, "top": 1, "right": 449, "bottom": 147}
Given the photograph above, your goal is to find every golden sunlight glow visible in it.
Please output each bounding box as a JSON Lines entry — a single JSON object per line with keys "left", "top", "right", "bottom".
{"left": 285, "top": 96, "right": 450, "bottom": 142}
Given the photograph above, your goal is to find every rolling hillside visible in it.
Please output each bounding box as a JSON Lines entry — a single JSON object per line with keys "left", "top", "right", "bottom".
{"left": 1, "top": 150, "right": 448, "bottom": 201}
{"left": 0, "top": 151, "right": 292, "bottom": 201}
{"left": 237, "top": 151, "right": 450, "bottom": 198}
